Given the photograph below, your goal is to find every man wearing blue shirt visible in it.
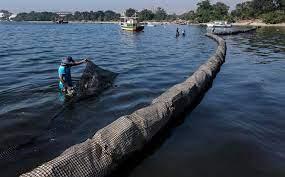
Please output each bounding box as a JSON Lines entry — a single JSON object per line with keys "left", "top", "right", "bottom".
{"left": 58, "top": 56, "right": 88, "bottom": 95}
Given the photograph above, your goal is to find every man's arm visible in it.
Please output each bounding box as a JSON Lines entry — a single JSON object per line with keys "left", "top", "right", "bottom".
{"left": 72, "top": 59, "right": 88, "bottom": 66}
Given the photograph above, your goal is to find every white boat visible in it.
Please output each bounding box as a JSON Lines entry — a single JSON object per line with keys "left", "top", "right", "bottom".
{"left": 120, "top": 13, "right": 144, "bottom": 32}
{"left": 0, "top": 12, "right": 4, "bottom": 21}
{"left": 9, "top": 14, "right": 17, "bottom": 21}
{"left": 147, "top": 22, "right": 156, "bottom": 27}
{"left": 207, "top": 21, "right": 232, "bottom": 28}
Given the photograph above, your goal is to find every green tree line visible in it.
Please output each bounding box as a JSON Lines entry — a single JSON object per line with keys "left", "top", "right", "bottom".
{"left": 125, "top": 7, "right": 172, "bottom": 21}
{"left": 13, "top": 11, "right": 58, "bottom": 21}
{"left": 11, "top": 7, "right": 173, "bottom": 22}
{"left": 4, "top": 0, "right": 285, "bottom": 24}
{"left": 231, "top": 0, "right": 285, "bottom": 24}
{"left": 180, "top": 0, "right": 285, "bottom": 24}
{"left": 125, "top": 0, "right": 284, "bottom": 24}
{"left": 13, "top": 10, "right": 121, "bottom": 21}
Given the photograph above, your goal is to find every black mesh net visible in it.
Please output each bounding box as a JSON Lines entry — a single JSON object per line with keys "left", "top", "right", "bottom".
{"left": 75, "top": 61, "right": 118, "bottom": 100}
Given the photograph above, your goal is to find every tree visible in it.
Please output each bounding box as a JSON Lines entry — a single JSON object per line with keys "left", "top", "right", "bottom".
{"left": 82, "top": 11, "right": 91, "bottom": 21}
{"left": 139, "top": 9, "right": 154, "bottom": 21}
{"left": 10, "top": 2, "right": 284, "bottom": 24}
{"left": 196, "top": 0, "right": 213, "bottom": 22}
{"left": 281, "top": 0, "right": 285, "bottom": 10}
{"left": 73, "top": 11, "right": 83, "bottom": 21}
{"left": 125, "top": 8, "right": 136, "bottom": 17}
{"left": 194, "top": 1, "right": 231, "bottom": 22}
{"left": 212, "top": 2, "right": 229, "bottom": 20}
{"left": 262, "top": 10, "right": 285, "bottom": 24}
{"left": 231, "top": 1, "right": 255, "bottom": 19}
{"left": 180, "top": 10, "right": 196, "bottom": 21}
{"left": 252, "top": 0, "right": 282, "bottom": 14}
{"left": 154, "top": 7, "right": 167, "bottom": 21}
{"left": 13, "top": 10, "right": 120, "bottom": 22}
{"left": 231, "top": 0, "right": 285, "bottom": 23}
{"left": 104, "top": 10, "right": 120, "bottom": 21}
{"left": 166, "top": 13, "right": 178, "bottom": 21}
{"left": 65, "top": 14, "right": 75, "bottom": 21}
{"left": 95, "top": 11, "right": 105, "bottom": 21}
{"left": 197, "top": 0, "right": 212, "bottom": 10}
{"left": 14, "top": 11, "right": 58, "bottom": 21}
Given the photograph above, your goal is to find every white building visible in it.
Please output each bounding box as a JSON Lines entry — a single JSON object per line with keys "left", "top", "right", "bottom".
{"left": 0, "top": 12, "right": 4, "bottom": 18}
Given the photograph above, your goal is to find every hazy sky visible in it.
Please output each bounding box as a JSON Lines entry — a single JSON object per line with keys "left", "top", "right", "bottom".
{"left": 1, "top": 0, "right": 249, "bottom": 14}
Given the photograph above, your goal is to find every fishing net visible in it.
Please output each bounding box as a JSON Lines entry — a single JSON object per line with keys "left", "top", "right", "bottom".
{"left": 75, "top": 61, "right": 118, "bottom": 100}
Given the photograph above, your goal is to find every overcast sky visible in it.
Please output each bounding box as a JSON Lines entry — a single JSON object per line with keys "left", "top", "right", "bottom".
{"left": 1, "top": 0, "right": 249, "bottom": 14}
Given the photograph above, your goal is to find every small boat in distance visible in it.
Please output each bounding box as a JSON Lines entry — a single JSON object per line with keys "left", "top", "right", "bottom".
{"left": 120, "top": 13, "right": 144, "bottom": 32}
{"left": 207, "top": 21, "right": 232, "bottom": 28}
{"left": 55, "top": 19, "right": 68, "bottom": 24}
{"left": 147, "top": 22, "right": 156, "bottom": 27}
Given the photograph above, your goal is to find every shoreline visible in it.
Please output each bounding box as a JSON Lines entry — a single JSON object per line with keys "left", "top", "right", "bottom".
{"left": 3, "top": 21, "right": 120, "bottom": 24}
{"left": 232, "top": 22, "right": 285, "bottom": 27}
{"left": 230, "top": 19, "right": 285, "bottom": 27}
{"left": 3, "top": 20, "right": 285, "bottom": 27}
{"left": 199, "top": 22, "right": 285, "bottom": 27}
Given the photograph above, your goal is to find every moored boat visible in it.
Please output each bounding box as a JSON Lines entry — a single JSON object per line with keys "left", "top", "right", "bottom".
{"left": 147, "top": 22, "right": 156, "bottom": 27}
{"left": 207, "top": 21, "right": 232, "bottom": 28}
{"left": 55, "top": 19, "right": 68, "bottom": 24}
{"left": 120, "top": 13, "right": 144, "bottom": 32}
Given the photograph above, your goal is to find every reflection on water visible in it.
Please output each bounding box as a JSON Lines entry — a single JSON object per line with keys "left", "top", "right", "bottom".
{"left": 224, "top": 27, "right": 285, "bottom": 65}
{"left": 128, "top": 27, "right": 285, "bottom": 177}
{"left": 1, "top": 23, "right": 284, "bottom": 177}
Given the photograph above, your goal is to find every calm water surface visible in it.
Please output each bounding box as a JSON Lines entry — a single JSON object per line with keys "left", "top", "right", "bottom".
{"left": 129, "top": 27, "right": 285, "bottom": 177}
{"left": 0, "top": 23, "right": 216, "bottom": 176}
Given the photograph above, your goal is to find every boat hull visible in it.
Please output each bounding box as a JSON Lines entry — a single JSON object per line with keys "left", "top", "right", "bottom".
{"left": 55, "top": 21, "right": 69, "bottom": 24}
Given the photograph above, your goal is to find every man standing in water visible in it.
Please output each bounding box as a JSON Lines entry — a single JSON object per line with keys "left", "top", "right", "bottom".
{"left": 58, "top": 56, "right": 88, "bottom": 95}
{"left": 176, "top": 28, "right": 180, "bottom": 37}
{"left": 211, "top": 27, "right": 216, "bottom": 33}
{"left": 182, "top": 29, "right": 186, "bottom": 36}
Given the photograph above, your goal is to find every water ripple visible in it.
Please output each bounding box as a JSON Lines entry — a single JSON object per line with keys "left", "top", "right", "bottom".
{"left": 0, "top": 23, "right": 215, "bottom": 176}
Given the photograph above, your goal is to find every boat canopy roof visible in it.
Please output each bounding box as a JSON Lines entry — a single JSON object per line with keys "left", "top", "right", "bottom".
{"left": 120, "top": 12, "right": 139, "bottom": 19}
{"left": 212, "top": 21, "right": 229, "bottom": 24}
{"left": 120, "top": 16, "right": 138, "bottom": 19}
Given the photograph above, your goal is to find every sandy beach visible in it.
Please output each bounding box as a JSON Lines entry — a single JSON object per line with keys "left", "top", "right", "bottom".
{"left": 232, "top": 20, "right": 285, "bottom": 27}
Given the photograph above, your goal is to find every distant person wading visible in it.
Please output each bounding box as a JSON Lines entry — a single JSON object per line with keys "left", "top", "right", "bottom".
{"left": 58, "top": 56, "right": 88, "bottom": 96}
{"left": 176, "top": 28, "right": 180, "bottom": 37}
{"left": 182, "top": 29, "right": 186, "bottom": 36}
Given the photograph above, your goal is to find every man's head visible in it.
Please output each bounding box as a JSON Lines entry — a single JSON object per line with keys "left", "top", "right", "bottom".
{"left": 61, "top": 56, "right": 74, "bottom": 66}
